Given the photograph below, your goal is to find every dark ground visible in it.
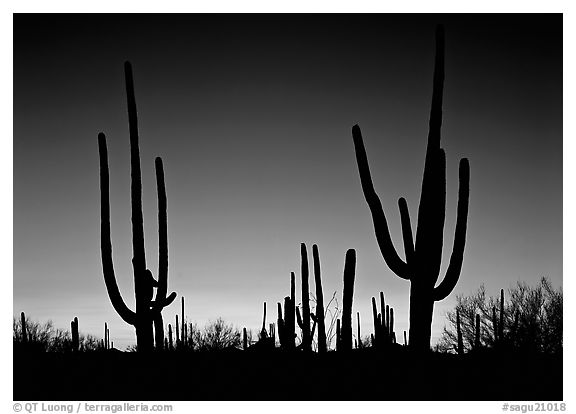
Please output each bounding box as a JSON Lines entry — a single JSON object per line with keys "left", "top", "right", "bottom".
{"left": 14, "top": 348, "right": 562, "bottom": 401}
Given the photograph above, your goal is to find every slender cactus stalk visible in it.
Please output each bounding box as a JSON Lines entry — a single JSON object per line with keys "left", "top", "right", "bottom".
{"left": 498, "top": 289, "right": 505, "bottom": 344}
{"left": 300, "top": 244, "right": 312, "bottom": 351}
{"left": 456, "top": 309, "right": 463, "bottom": 354}
{"left": 312, "top": 245, "right": 327, "bottom": 353}
{"left": 71, "top": 317, "right": 79, "bottom": 352}
{"left": 341, "top": 249, "right": 357, "bottom": 351}
{"left": 357, "top": 312, "right": 361, "bottom": 349}
{"left": 21, "top": 312, "right": 27, "bottom": 344}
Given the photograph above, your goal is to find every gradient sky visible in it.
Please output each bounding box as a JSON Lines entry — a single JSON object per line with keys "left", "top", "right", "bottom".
{"left": 13, "top": 14, "right": 562, "bottom": 349}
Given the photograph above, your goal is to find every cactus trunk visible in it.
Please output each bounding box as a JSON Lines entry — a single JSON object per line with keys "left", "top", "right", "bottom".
{"left": 300, "top": 244, "right": 312, "bottom": 351}
{"left": 341, "top": 249, "right": 356, "bottom": 351}
{"left": 71, "top": 317, "right": 79, "bottom": 352}
{"left": 21, "top": 312, "right": 27, "bottom": 344}
{"left": 312, "top": 245, "right": 327, "bottom": 353}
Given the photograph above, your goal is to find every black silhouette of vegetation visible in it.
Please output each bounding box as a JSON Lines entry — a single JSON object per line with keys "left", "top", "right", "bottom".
{"left": 98, "top": 62, "right": 177, "bottom": 352}
{"left": 13, "top": 25, "right": 562, "bottom": 402}
{"left": 438, "top": 277, "right": 562, "bottom": 354}
{"left": 14, "top": 313, "right": 103, "bottom": 353}
{"left": 352, "top": 25, "right": 470, "bottom": 352}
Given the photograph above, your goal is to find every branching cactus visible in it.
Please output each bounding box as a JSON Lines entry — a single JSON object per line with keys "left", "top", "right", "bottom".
{"left": 352, "top": 25, "right": 470, "bottom": 351}
{"left": 98, "top": 62, "right": 177, "bottom": 352}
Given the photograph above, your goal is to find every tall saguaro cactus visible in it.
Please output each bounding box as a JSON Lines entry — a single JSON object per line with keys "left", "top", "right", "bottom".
{"left": 312, "top": 245, "right": 327, "bottom": 353}
{"left": 299, "top": 244, "right": 312, "bottom": 351}
{"left": 98, "top": 61, "right": 177, "bottom": 352}
{"left": 352, "top": 25, "right": 470, "bottom": 351}
{"left": 341, "top": 249, "right": 357, "bottom": 351}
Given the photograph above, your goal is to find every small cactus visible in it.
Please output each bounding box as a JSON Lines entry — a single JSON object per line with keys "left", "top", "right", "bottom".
{"left": 71, "top": 317, "right": 79, "bottom": 352}
{"left": 456, "top": 309, "right": 463, "bottom": 354}
{"left": 243, "top": 327, "right": 248, "bottom": 350}
{"left": 21, "top": 312, "right": 27, "bottom": 344}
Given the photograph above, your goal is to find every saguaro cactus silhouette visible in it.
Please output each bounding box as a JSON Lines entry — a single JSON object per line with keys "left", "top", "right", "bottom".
{"left": 352, "top": 25, "right": 470, "bottom": 351}
{"left": 71, "top": 317, "right": 79, "bottom": 352}
{"left": 21, "top": 312, "right": 27, "bottom": 344}
{"left": 299, "top": 243, "right": 312, "bottom": 351}
{"left": 98, "top": 62, "right": 177, "bottom": 352}
{"left": 312, "top": 245, "right": 327, "bottom": 353}
{"left": 340, "top": 249, "right": 357, "bottom": 351}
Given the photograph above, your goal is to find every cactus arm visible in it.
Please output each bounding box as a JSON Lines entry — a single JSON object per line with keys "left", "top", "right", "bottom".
{"left": 433, "top": 158, "right": 470, "bottom": 301}
{"left": 154, "top": 156, "right": 175, "bottom": 305}
{"left": 98, "top": 133, "right": 137, "bottom": 326}
{"left": 352, "top": 125, "right": 410, "bottom": 280}
{"left": 151, "top": 292, "right": 177, "bottom": 310}
{"left": 398, "top": 197, "right": 415, "bottom": 271}
{"left": 371, "top": 297, "right": 378, "bottom": 344}
{"left": 124, "top": 62, "right": 147, "bottom": 281}
{"left": 296, "top": 306, "right": 303, "bottom": 330}
{"left": 300, "top": 243, "right": 312, "bottom": 349}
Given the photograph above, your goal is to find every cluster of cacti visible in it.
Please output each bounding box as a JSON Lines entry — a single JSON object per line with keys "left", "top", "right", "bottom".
{"left": 276, "top": 244, "right": 357, "bottom": 353}
{"left": 278, "top": 244, "right": 326, "bottom": 351}
{"left": 98, "top": 61, "right": 177, "bottom": 352}
{"left": 277, "top": 273, "right": 296, "bottom": 350}
{"left": 352, "top": 25, "right": 470, "bottom": 352}
{"left": 370, "top": 291, "right": 396, "bottom": 347}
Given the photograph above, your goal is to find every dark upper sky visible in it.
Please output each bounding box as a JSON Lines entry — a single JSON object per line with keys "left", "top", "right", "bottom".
{"left": 13, "top": 14, "right": 562, "bottom": 349}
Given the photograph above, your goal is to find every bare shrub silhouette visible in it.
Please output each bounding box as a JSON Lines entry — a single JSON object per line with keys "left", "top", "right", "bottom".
{"left": 13, "top": 315, "right": 101, "bottom": 352}
{"left": 439, "top": 277, "right": 562, "bottom": 354}
{"left": 192, "top": 318, "right": 242, "bottom": 351}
